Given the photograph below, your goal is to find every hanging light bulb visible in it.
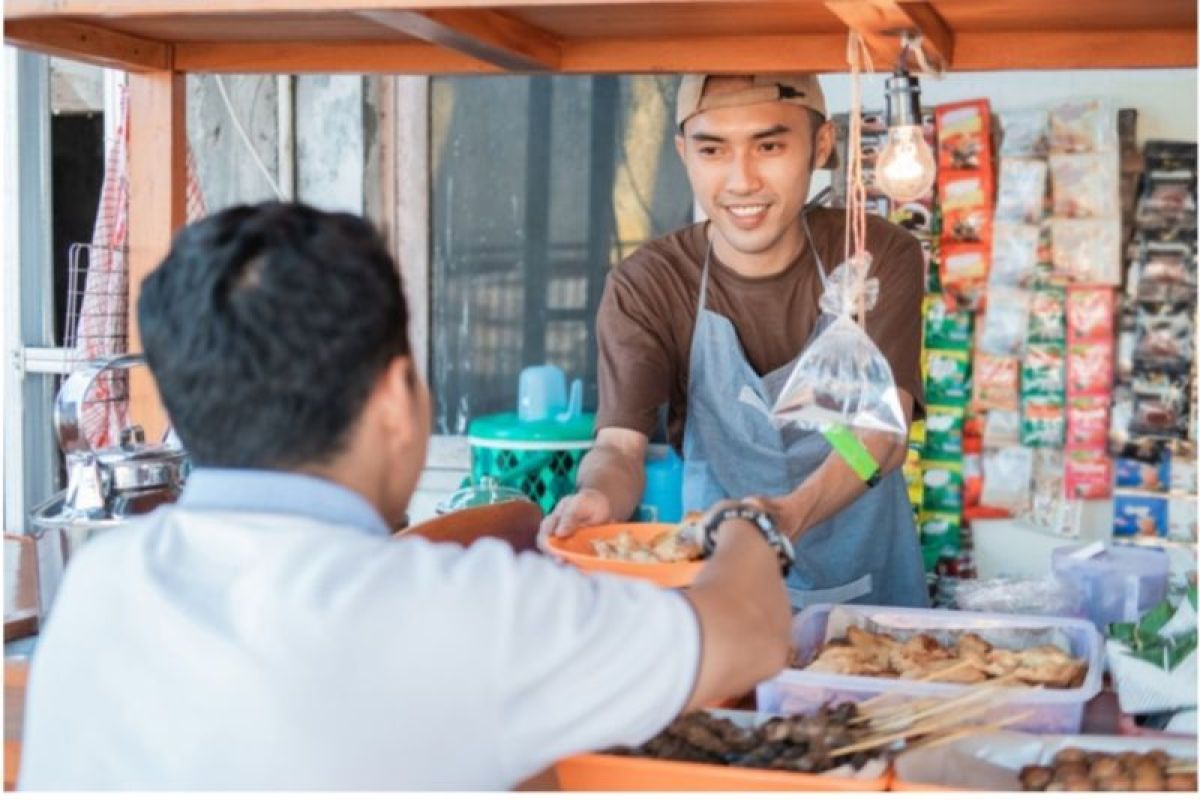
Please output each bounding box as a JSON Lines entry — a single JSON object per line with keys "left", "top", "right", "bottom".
{"left": 875, "top": 63, "right": 936, "bottom": 202}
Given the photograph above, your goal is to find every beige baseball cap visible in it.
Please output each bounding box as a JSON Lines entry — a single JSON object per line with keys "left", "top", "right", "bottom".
{"left": 676, "top": 73, "right": 837, "bottom": 169}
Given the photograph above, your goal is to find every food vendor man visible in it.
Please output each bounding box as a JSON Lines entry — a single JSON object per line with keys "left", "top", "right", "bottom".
{"left": 544, "top": 73, "right": 929, "bottom": 608}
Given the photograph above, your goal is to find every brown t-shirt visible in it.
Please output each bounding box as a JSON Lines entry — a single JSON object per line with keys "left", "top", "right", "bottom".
{"left": 596, "top": 207, "right": 926, "bottom": 451}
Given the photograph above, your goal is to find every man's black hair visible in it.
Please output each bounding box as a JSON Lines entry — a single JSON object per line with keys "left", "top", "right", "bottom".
{"left": 138, "top": 202, "right": 411, "bottom": 469}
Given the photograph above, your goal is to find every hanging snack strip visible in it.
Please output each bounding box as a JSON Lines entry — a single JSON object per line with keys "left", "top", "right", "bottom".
{"left": 936, "top": 100, "right": 994, "bottom": 311}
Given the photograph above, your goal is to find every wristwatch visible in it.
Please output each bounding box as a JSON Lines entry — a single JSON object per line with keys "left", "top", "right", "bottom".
{"left": 701, "top": 504, "right": 795, "bottom": 577}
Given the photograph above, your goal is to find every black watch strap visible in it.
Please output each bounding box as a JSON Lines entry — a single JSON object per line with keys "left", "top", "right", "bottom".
{"left": 702, "top": 505, "right": 795, "bottom": 577}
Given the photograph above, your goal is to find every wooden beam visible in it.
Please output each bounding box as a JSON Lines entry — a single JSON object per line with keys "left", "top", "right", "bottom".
{"left": 563, "top": 34, "right": 849, "bottom": 73}
{"left": 2, "top": 19, "right": 170, "bottom": 72}
{"left": 127, "top": 71, "right": 186, "bottom": 443}
{"left": 954, "top": 29, "right": 1196, "bottom": 71}
{"left": 825, "top": 0, "right": 953, "bottom": 71}
{"left": 174, "top": 41, "right": 498, "bottom": 73}
{"left": 357, "top": 9, "right": 561, "bottom": 71}
{"left": 6, "top": 0, "right": 743, "bottom": 18}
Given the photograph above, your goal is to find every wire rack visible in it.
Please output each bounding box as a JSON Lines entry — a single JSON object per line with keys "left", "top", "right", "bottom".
{"left": 63, "top": 242, "right": 131, "bottom": 414}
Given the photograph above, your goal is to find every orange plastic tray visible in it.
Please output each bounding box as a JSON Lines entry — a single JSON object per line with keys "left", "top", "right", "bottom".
{"left": 540, "top": 522, "right": 704, "bottom": 588}
{"left": 555, "top": 752, "right": 889, "bottom": 791}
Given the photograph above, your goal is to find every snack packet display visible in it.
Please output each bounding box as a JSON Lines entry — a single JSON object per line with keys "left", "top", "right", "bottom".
{"left": 1066, "top": 286, "right": 1115, "bottom": 341}
{"left": 936, "top": 100, "right": 991, "bottom": 172}
{"left": 773, "top": 255, "right": 908, "bottom": 438}
{"left": 1067, "top": 340, "right": 1114, "bottom": 396}
{"left": 989, "top": 223, "right": 1040, "bottom": 287}
{"left": 1049, "top": 99, "right": 1116, "bottom": 154}
{"left": 921, "top": 461, "right": 964, "bottom": 514}
{"left": 1022, "top": 344, "right": 1066, "bottom": 400}
{"left": 983, "top": 409, "right": 1021, "bottom": 449}
{"left": 1133, "top": 296, "right": 1194, "bottom": 372}
{"left": 1022, "top": 398, "right": 1066, "bottom": 447}
{"left": 978, "top": 286, "right": 1030, "bottom": 356}
{"left": 1028, "top": 288, "right": 1067, "bottom": 344}
{"left": 1064, "top": 447, "right": 1113, "bottom": 499}
{"left": 923, "top": 293, "right": 973, "bottom": 350}
{"left": 923, "top": 349, "right": 972, "bottom": 406}
{"left": 998, "top": 109, "right": 1050, "bottom": 158}
{"left": 1130, "top": 371, "right": 1191, "bottom": 438}
{"left": 1113, "top": 493, "right": 1169, "bottom": 537}
{"left": 972, "top": 352, "right": 1020, "bottom": 412}
{"left": 941, "top": 173, "right": 994, "bottom": 244}
{"left": 1114, "top": 456, "right": 1169, "bottom": 491}
{"left": 996, "top": 159, "right": 1049, "bottom": 224}
{"left": 925, "top": 405, "right": 966, "bottom": 461}
{"left": 1067, "top": 395, "right": 1110, "bottom": 447}
{"left": 1051, "top": 218, "right": 1121, "bottom": 285}
{"left": 1135, "top": 240, "right": 1196, "bottom": 288}
{"left": 1137, "top": 169, "right": 1198, "bottom": 228}
{"left": 981, "top": 445, "right": 1034, "bottom": 513}
{"left": 940, "top": 244, "right": 990, "bottom": 310}
{"left": 1050, "top": 153, "right": 1120, "bottom": 219}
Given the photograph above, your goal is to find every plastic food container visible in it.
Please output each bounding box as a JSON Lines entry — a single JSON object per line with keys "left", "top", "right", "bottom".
{"left": 756, "top": 604, "right": 1103, "bottom": 734}
{"left": 539, "top": 522, "right": 703, "bottom": 587}
{"left": 1051, "top": 543, "right": 1170, "bottom": 629}
{"left": 554, "top": 710, "right": 890, "bottom": 791}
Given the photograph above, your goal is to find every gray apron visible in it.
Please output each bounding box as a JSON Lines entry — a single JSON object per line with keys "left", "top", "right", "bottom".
{"left": 681, "top": 206, "right": 928, "bottom": 611}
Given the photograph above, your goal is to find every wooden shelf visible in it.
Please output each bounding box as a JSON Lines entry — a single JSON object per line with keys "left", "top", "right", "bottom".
{"left": 5, "top": 1, "right": 1196, "bottom": 74}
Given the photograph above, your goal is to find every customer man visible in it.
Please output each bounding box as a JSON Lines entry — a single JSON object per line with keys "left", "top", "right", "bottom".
{"left": 543, "top": 74, "right": 928, "bottom": 609}
{"left": 19, "top": 203, "right": 791, "bottom": 790}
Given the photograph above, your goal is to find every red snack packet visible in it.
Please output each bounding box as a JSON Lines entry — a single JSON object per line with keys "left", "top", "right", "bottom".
{"left": 1065, "top": 448, "right": 1113, "bottom": 499}
{"left": 1067, "top": 340, "right": 1114, "bottom": 396}
{"left": 1066, "top": 286, "right": 1115, "bottom": 341}
{"left": 972, "top": 353, "right": 1020, "bottom": 412}
{"left": 941, "top": 243, "right": 990, "bottom": 311}
{"left": 940, "top": 172, "right": 995, "bottom": 245}
{"left": 1066, "top": 394, "right": 1111, "bottom": 447}
{"left": 936, "top": 99, "right": 993, "bottom": 173}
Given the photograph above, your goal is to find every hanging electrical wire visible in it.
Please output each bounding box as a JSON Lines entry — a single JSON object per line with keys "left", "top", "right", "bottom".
{"left": 214, "top": 74, "right": 286, "bottom": 201}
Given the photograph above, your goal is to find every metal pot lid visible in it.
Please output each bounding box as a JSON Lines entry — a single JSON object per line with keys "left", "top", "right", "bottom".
{"left": 95, "top": 445, "right": 188, "bottom": 490}
{"left": 437, "top": 476, "right": 530, "bottom": 513}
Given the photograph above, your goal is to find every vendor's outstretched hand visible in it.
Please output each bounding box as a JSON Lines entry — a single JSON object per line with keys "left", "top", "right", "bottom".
{"left": 741, "top": 494, "right": 802, "bottom": 542}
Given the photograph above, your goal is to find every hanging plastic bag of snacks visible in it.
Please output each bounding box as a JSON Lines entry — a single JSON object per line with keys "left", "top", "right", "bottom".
{"left": 978, "top": 286, "right": 1030, "bottom": 356}
{"left": 998, "top": 109, "right": 1050, "bottom": 158}
{"left": 1028, "top": 287, "right": 1067, "bottom": 344}
{"left": 989, "top": 223, "right": 1040, "bottom": 287}
{"left": 1066, "top": 286, "right": 1116, "bottom": 341}
{"left": 1050, "top": 152, "right": 1120, "bottom": 219}
{"left": 972, "top": 352, "right": 1021, "bottom": 412}
{"left": 1049, "top": 99, "right": 1116, "bottom": 154}
{"left": 772, "top": 254, "right": 907, "bottom": 439}
{"left": 981, "top": 445, "right": 1034, "bottom": 512}
{"left": 996, "top": 159, "right": 1049, "bottom": 224}
{"left": 1051, "top": 218, "right": 1121, "bottom": 285}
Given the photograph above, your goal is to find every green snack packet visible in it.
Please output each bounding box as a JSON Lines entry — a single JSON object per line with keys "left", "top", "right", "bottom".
{"left": 921, "top": 461, "right": 964, "bottom": 514}
{"left": 1021, "top": 399, "right": 1065, "bottom": 447}
{"left": 1021, "top": 344, "right": 1066, "bottom": 400}
{"left": 923, "top": 294, "right": 973, "bottom": 351}
{"left": 924, "top": 405, "right": 965, "bottom": 461}
{"left": 923, "top": 349, "right": 972, "bottom": 406}
{"left": 1028, "top": 287, "right": 1067, "bottom": 344}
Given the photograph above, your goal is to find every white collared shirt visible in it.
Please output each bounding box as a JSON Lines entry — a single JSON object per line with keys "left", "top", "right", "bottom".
{"left": 19, "top": 471, "right": 700, "bottom": 790}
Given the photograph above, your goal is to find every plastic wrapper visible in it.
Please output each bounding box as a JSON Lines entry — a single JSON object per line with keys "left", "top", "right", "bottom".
{"left": 1136, "top": 169, "right": 1198, "bottom": 229}
{"left": 1135, "top": 240, "right": 1196, "bottom": 288}
{"left": 1106, "top": 597, "right": 1198, "bottom": 714}
{"left": 1024, "top": 450, "right": 1073, "bottom": 535}
{"left": 939, "top": 244, "right": 989, "bottom": 310}
{"left": 1113, "top": 493, "right": 1169, "bottom": 537}
{"left": 978, "top": 286, "right": 1030, "bottom": 356}
{"left": 1168, "top": 497, "right": 1197, "bottom": 542}
{"left": 772, "top": 254, "right": 907, "bottom": 438}
{"left": 1049, "top": 153, "right": 1119, "bottom": 219}
{"left": 923, "top": 349, "right": 971, "bottom": 406}
{"left": 1065, "top": 286, "right": 1115, "bottom": 342}
{"left": 1130, "top": 371, "right": 1191, "bottom": 438}
{"left": 1028, "top": 288, "right": 1067, "bottom": 344}
{"left": 919, "top": 511, "right": 962, "bottom": 557}
{"left": 1133, "top": 296, "right": 1194, "bottom": 372}
{"left": 925, "top": 405, "right": 965, "bottom": 461}
{"left": 972, "top": 353, "right": 1020, "bottom": 412}
{"left": 1108, "top": 387, "right": 1169, "bottom": 462}
{"left": 999, "top": 109, "right": 1050, "bottom": 158}
{"left": 1050, "top": 219, "right": 1121, "bottom": 285}
{"left": 940, "top": 173, "right": 993, "bottom": 243}
{"left": 989, "top": 223, "right": 1040, "bottom": 287}
{"left": 953, "top": 577, "right": 1085, "bottom": 618}
{"left": 921, "top": 462, "right": 964, "bottom": 514}
{"left": 1049, "top": 99, "right": 1116, "bottom": 154}
{"left": 1066, "top": 340, "right": 1114, "bottom": 396}
{"left": 1022, "top": 344, "right": 1065, "bottom": 400}
{"left": 1115, "top": 456, "right": 1169, "bottom": 491}
{"left": 983, "top": 409, "right": 1021, "bottom": 449}
{"left": 981, "top": 445, "right": 1034, "bottom": 513}
{"left": 996, "top": 158, "right": 1048, "bottom": 224}
{"left": 1064, "top": 448, "right": 1113, "bottom": 499}
{"left": 922, "top": 293, "right": 972, "bottom": 350}
{"left": 1066, "top": 395, "right": 1110, "bottom": 447}
{"left": 1021, "top": 399, "right": 1066, "bottom": 448}
{"left": 936, "top": 100, "right": 991, "bottom": 172}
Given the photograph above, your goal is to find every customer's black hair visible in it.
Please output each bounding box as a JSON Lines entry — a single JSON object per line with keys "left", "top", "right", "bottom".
{"left": 138, "top": 202, "right": 411, "bottom": 469}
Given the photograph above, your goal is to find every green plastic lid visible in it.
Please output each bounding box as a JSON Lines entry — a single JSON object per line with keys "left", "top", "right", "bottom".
{"left": 467, "top": 412, "right": 596, "bottom": 444}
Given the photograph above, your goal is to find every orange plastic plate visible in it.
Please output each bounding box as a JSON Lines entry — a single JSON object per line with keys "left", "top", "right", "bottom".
{"left": 539, "top": 522, "right": 704, "bottom": 588}
{"left": 554, "top": 751, "right": 890, "bottom": 791}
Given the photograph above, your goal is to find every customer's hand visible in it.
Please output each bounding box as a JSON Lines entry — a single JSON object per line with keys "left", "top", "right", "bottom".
{"left": 537, "top": 488, "right": 613, "bottom": 547}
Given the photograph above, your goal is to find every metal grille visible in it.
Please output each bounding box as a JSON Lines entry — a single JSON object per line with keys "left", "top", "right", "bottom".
{"left": 63, "top": 242, "right": 131, "bottom": 420}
